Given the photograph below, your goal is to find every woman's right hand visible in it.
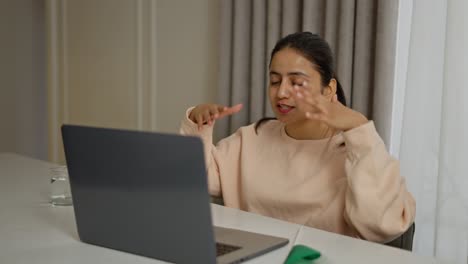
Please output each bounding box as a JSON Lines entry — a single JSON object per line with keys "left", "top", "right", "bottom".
{"left": 189, "top": 103, "right": 243, "bottom": 130}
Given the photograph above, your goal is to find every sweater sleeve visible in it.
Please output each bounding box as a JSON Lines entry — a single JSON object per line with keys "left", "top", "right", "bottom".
{"left": 342, "top": 121, "right": 416, "bottom": 242}
{"left": 179, "top": 107, "right": 241, "bottom": 198}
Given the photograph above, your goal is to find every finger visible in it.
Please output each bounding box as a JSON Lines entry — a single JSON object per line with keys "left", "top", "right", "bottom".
{"left": 311, "top": 101, "right": 328, "bottom": 115}
{"left": 317, "top": 94, "right": 331, "bottom": 113}
{"left": 294, "top": 90, "right": 305, "bottom": 99}
{"left": 292, "top": 89, "right": 318, "bottom": 112}
{"left": 292, "top": 84, "right": 305, "bottom": 96}
{"left": 305, "top": 111, "right": 324, "bottom": 121}
{"left": 203, "top": 111, "right": 212, "bottom": 126}
{"left": 291, "top": 85, "right": 305, "bottom": 100}
{"left": 229, "top": 103, "right": 243, "bottom": 113}
{"left": 301, "top": 91, "right": 330, "bottom": 114}
{"left": 195, "top": 114, "right": 204, "bottom": 130}
{"left": 291, "top": 83, "right": 330, "bottom": 116}
{"left": 210, "top": 106, "right": 220, "bottom": 120}
{"left": 215, "top": 106, "right": 229, "bottom": 119}
{"left": 290, "top": 87, "right": 308, "bottom": 105}
{"left": 302, "top": 93, "right": 319, "bottom": 106}
{"left": 293, "top": 85, "right": 316, "bottom": 104}
{"left": 294, "top": 94, "right": 317, "bottom": 115}
{"left": 217, "top": 105, "right": 229, "bottom": 117}
{"left": 218, "top": 104, "right": 243, "bottom": 119}
{"left": 215, "top": 105, "right": 226, "bottom": 116}
{"left": 207, "top": 107, "right": 219, "bottom": 125}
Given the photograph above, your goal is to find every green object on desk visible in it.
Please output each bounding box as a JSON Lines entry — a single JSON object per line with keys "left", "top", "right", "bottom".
{"left": 284, "top": 244, "right": 321, "bottom": 264}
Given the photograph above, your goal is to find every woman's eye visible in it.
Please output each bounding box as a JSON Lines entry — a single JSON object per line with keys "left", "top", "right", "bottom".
{"left": 293, "top": 81, "right": 304, "bottom": 87}
{"left": 270, "top": 81, "right": 280, "bottom": 85}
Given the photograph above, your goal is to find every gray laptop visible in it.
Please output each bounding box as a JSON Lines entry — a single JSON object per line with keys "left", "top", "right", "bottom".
{"left": 61, "top": 124, "right": 289, "bottom": 264}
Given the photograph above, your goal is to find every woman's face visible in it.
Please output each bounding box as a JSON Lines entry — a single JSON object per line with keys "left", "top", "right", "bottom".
{"left": 269, "top": 48, "right": 324, "bottom": 124}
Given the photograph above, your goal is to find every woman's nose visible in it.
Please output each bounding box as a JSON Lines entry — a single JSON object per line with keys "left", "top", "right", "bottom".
{"left": 277, "top": 82, "right": 291, "bottom": 98}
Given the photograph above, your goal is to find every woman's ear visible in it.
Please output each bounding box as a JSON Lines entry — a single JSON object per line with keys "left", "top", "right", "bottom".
{"left": 322, "top": 78, "right": 337, "bottom": 99}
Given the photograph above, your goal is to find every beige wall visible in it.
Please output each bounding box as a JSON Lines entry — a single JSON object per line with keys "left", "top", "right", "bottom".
{"left": 156, "top": 0, "right": 219, "bottom": 133}
{"left": 58, "top": 0, "right": 144, "bottom": 130}
{"left": 47, "top": 0, "right": 219, "bottom": 162}
{"left": 0, "top": 0, "right": 219, "bottom": 162}
{"left": 0, "top": 0, "right": 47, "bottom": 160}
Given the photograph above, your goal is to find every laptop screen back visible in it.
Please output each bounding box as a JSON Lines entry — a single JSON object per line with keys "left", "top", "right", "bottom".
{"left": 62, "top": 124, "right": 217, "bottom": 264}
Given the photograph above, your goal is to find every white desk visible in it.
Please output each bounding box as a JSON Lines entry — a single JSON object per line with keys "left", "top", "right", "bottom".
{"left": 0, "top": 153, "right": 442, "bottom": 264}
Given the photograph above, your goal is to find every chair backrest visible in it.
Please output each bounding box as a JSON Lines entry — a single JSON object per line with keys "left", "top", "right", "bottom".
{"left": 384, "top": 223, "right": 415, "bottom": 251}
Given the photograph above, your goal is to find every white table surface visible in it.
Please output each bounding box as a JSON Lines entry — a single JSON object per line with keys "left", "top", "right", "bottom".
{"left": 0, "top": 153, "right": 444, "bottom": 264}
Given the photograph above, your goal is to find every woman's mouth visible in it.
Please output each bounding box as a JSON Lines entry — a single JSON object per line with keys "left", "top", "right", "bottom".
{"left": 277, "top": 104, "right": 295, "bottom": 114}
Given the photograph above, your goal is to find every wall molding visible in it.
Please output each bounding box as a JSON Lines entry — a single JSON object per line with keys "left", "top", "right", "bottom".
{"left": 61, "top": 0, "right": 69, "bottom": 125}
{"left": 136, "top": 0, "right": 144, "bottom": 130}
{"left": 47, "top": 0, "right": 158, "bottom": 162}
{"left": 46, "top": 0, "right": 60, "bottom": 162}
{"left": 149, "top": 0, "right": 157, "bottom": 131}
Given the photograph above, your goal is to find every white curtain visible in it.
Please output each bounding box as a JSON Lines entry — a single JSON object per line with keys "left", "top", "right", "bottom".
{"left": 216, "top": 0, "right": 399, "bottom": 143}
{"left": 399, "top": 0, "right": 468, "bottom": 263}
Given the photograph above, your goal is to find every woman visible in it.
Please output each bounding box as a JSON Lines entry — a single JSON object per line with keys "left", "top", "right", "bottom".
{"left": 180, "top": 32, "right": 415, "bottom": 242}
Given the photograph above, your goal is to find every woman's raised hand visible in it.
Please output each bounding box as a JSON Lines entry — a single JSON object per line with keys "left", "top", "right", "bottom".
{"left": 291, "top": 82, "right": 368, "bottom": 131}
{"left": 189, "top": 103, "right": 243, "bottom": 130}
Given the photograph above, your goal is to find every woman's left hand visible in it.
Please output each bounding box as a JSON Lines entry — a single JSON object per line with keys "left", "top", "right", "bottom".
{"left": 292, "top": 83, "right": 368, "bottom": 131}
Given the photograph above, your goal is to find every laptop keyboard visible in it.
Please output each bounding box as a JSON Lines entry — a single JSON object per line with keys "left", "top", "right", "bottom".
{"left": 216, "top": 243, "right": 241, "bottom": 256}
